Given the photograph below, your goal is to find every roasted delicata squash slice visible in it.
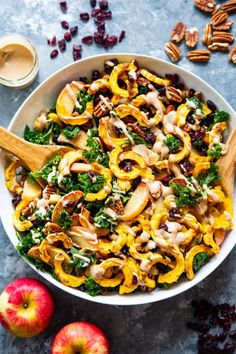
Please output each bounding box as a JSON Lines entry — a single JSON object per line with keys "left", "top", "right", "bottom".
{"left": 28, "top": 244, "right": 71, "bottom": 267}
{"left": 158, "top": 250, "right": 185, "bottom": 284}
{"left": 115, "top": 104, "right": 148, "bottom": 126}
{"left": 51, "top": 191, "right": 83, "bottom": 223}
{"left": 12, "top": 200, "right": 33, "bottom": 232}
{"left": 56, "top": 81, "right": 93, "bottom": 125}
{"left": 98, "top": 116, "right": 129, "bottom": 149}
{"left": 139, "top": 69, "right": 171, "bottom": 86}
{"left": 88, "top": 78, "right": 110, "bottom": 95}
{"left": 58, "top": 150, "right": 85, "bottom": 176}
{"left": 5, "top": 161, "right": 24, "bottom": 195}
{"left": 54, "top": 254, "right": 87, "bottom": 287}
{"left": 46, "top": 232, "right": 73, "bottom": 249}
{"left": 109, "top": 146, "right": 141, "bottom": 180}
{"left": 119, "top": 258, "right": 141, "bottom": 294}
{"left": 185, "top": 244, "right": 213, "bottom": 280}
{"left": 109, "top": 63, "right": 137, "bottom": 97}
{"left": 84, "top": 163, "right": 112, "bottom": 202}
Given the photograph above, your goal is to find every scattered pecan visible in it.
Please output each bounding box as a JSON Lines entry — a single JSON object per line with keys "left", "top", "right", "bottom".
{"left": 185, "top": 27, "right": 199, "bottom": 48}
{"left": 212, "top": 19, "right": 233, "bottom": 31}
{"left": 222, "top": 0, "right": 236, "bottom": 14}
{"left": 202, "top": 23, "right": 212, "bottom": 46}
{"left": 110, "top": 197, "right": 124, "bottom": 215}
{"left": 170, "top": 22, "right": 186, "bottom": 43}
{"left": 187, "top": 49, "right": 211, "bottom": 62}
{"left": 211, "top": 6, "right": 228, "bottom": 26}
{"left": 194, "top": 0, "right": 216, "bottom": 13}
{"left": 208, "top": 42, "right": 230, "bottom": 52}
{"left": 127, "top": 122, "right": 145, "bottom": 137}
{"left": 93, "top": 96, "right": 113, "bottom": 118}
{"left": 42, "top": 185, "right": 57, "bottom": 200}
{"left": 166, "top": 86, "right": 183, "bottom": 103}
{"left": 164, "top": 42, "right": 181, "bottom": 62}
{"left": 229, "top": 45, "right": 236, "bottom": 64}
{"left": 22, "top": 199, "right": 37, "bottom": 216}
{"left": 211, "top": 31, "right": 234, "bottom": 44}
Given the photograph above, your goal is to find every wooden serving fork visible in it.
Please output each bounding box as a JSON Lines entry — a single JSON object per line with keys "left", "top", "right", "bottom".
{"left": 0, "top": 126, "right": 72, "bottom": 172}
{"left": 217, "top": 126, "right": 236, "bottom": 199}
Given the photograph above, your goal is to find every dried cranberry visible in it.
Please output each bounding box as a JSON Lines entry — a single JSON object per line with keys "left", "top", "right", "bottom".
{"left": 213, "top": 332, "right": 228, "bottom": 342}
{"left": 99, "top": 0, "right": 108, "bottom": 9}
{"left": 145, "top": 132, "right": 156, "bottom": 145}
{"left": 92, "top": 70, "right": 101, "bottom": 80}
{"left": 80, "top": 12, "right": 90, "bottom": 21}
{"left": 88, "top": 170, "right": 96, "bottom": 182}
{"left": 122, "top": 162, "right": 133, "bottom": 172}
{"left": 91, "top": 8, "right": 101, "bottom": 17}
{"left": 90, "top": 0, "right": 96, "bottom": 7}
{"left": 119, "top": 30, "right": 126, "bottom": 43}
{"left": 47, "top": 38, "right": 50, "bottom": 45}
{"left": 104, "top": 58, "right": 118, "bottom": 73}
{"left": 187, "top": 322, "right": 211, "bottom": 333}
{"left": 186, "top": 112, "right": 195, "bottom": 124}
{"left": 93, "top": 32, "right": 104, "bottom": 45}
{"left": 58, "top": 39, "right": 66, "bottom": 52}
{"left": 106, "top": 35, "right": 117, "bottom": 47}
{"left": 60, "top": 1, "right": 67, "bottom": 13}
{"left": 51, "top": 36, "right": 57, "bottom": 46}
{"left": 64, "top": 31, "right": 72, "bottom": 42}
{"left": 102, "top": 10, "right": 112, "bottom": 19}
{"left": 219, "top": 318, "right": 232, "bottom": 331}
{"left": 189, "top": 88, "right": 196, "bottom": 97}
{"left": 162, "top": 175, "right": 171, "bottom": 186}
{"left": 223, "top": 343, "right": 235, "bottom": 353}
{"left": 229, "top": 329, "right": 236, "bottom": 339}
{"left": 180, "top": 158, "right": 193, "bottom": 175}
{"left": 169, "top": 207, "right": 182, "bottom": 219}
{"left": 165, "top": 73, "right": 179, "bottom": 84}
{"left": 97, "top": 23, "right": 105, "bottom": 35}
{"left": 61, "top": 20, "right": 69, "bottom": 29}
{"left": 12, "top": 195, "right": 21, "bottom": 207}
{"left": 206, "top": 99, "right": 217, "bottom": 112}
{"left": 70, "top": 26, "right": 78, "bottom": 37}
{"left": 50, "top": 49, "right": 59, "bottom": 59}
{"left": 132, "top": 275, "right": 138, "bottom": 285}
{"left": 82, "top": 35, "right": 93, "bottom": 44}
{"left": 112, "top": 126, "right": 120, "bottom": 135}
{"left": 72, "top": 45, "right": 82, "bottom": 61}
{"left": 159, "top": 224, "right": 168, "bottom": 232}
{"left": 157, "top": 86, "right": 166, "bottom": 96}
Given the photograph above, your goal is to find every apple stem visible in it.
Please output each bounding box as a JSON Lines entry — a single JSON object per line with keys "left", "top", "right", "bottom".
{"left": 24, "top": 303, "right": 28, "bottom": 309}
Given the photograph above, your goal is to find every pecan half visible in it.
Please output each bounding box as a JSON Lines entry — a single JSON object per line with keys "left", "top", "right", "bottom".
{"left": 185, "top": 27, "right": 199, "bottom": 48}
{"left": 187, "top": 49, "right": 211, "bottom": 62}
{"left": 208, "top": 42, "right": 230, "bottom": 51}
{"left": 170, "top": 22, "right": 186, "bottom": 43}
{"left": 110, "top": 197, "right": 124, "bottom": 215}
{"left": 164, "top": 42, "right": 181, "bottom": 62}
{"left": 222, "top": 0, "right": 236, "bottom": 14}
{"left": 211, "top": 31, "right": 234, "bottom": 44}
{"left": 42, "top": 185, "right": 57, "bottom": 200}
{"left": 194, "top": 0, "right": 216, "bottom": 13}
{"left": 229, "top": 45, "right": 236, "bottom": 64}
{"left": 202, "top": 23, "right": 212, "bottom": 46}
{"left": 166, "top": 86, "right": 183, "bottom": 103}
{"left": 127, "top": 123, "right": 145, "bottom": 137}
{"left": 212, "top": 19, "right": 234, "bottom": 31}
{"left": 211, "top": 6, "right": 228, "bottom": 26}
{"left": 93, "top": 95, "right": 113, "bottom": 118}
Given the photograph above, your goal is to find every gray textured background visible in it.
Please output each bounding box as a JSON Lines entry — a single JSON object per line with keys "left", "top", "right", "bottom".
{"left": 0, "top": 0, "right": 236, "bottom": 353}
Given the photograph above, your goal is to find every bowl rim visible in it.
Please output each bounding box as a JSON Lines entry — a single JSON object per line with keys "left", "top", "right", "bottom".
{"left": 1, "top": 52, "right": 235, "bottom": 306}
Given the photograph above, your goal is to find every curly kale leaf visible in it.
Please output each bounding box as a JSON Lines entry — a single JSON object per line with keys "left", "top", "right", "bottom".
{"left": 186, "top": 97, "right": 202, "bottom": 111}
{"left": 207, "top": 144, "right": 222, "bottom": 159}
{"left": 75, "top": 91, "right": 93, "bottom": 114}
{"left": 164, "top": 136, "right": 182, "bottom": 153}
{"left": 24, "top": 125, "right": 53, "bottom": 145}
{"left": 170, "top": 182, "right": 200, "bottom": 208}
{"left": 62, "top": 126, "right": 80, "bottom": 140}
{"left": 28, "top": 155, "right": 61, "bottom": 183}
{"left": 77, "top": 173, "right": 105, "bottom": 194}
{"left": 57, "top": 210, "right": 72, "bottom": 230}
{"left": 84, "top": 277, "right": 102, "bottom": 296}
{"left": 66, "top": 247, "right": 95, "bottom": 274}
{"left": 138, "top": 85, "right": 149, "bottom": 95}
{"left": 193, "top": 252, "right": 209, "bottom": 273}
{"left": 82, "top": 129, "right": 109, "bottom": 167}
{"left": 197, "top": 163, "right": 220, "bottom": 187}
{"left": 94, "top": 209, "right": 118, "bottom": 230}
{"left": 213, "top": 110, "right": 230, "bottom": 124}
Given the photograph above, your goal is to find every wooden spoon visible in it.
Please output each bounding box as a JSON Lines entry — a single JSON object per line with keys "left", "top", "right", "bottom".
{"left": 217, "top": 126, "right": 236, "bottom": 199}
{"left": 0, "top": 126, "right": 72, "bottom": 172}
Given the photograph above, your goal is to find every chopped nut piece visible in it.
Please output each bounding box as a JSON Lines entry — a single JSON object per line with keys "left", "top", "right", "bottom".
{"left": 187, "top": 49, "right": 211, "bottom": 62}
{"left": 94, "top": 96, "right": 113, "bottom": 118}
{"left": 212, "top": 19, "right": 234, "bottom": 31}
{"left": 170, "top": 22, "right": 186, "bottom": 43}
{"left": 229, "top": 45, "right": 236, "bottom": 63}
{"left": 185, "top": 27, "right": 199, "bottom": 48}
{"left": 194, "top": 0, "right": 216, "bottom": 13}
{"left": 202, "top": 23, "right": 212, "bottom": 46}
{"left": 208, "top": 42, "right": 230, "bottom": 52}
{"left": 211, "top": 6, "right": 228, "bottom": 26}
{"left": 164, "top": 42, "right": 181, "bottom": 62}
{"left": 166, "top": 86, "right": 183, "bottom": 103}
{"left": 127, "top": 123, "right": 145, "bottom": 137}
{"left": 222, "top": 0, "right": 236, "bottom": 14}
{"left": 211, "top": 31, "right": 234, "bottom": 44}
{"left": 110, "top": 197, "right": 124, "bottom": 215}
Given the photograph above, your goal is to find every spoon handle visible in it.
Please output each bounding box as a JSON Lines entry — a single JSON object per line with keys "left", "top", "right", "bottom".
{"left": 0, "top": 126, "right": 35, "bottom": 166}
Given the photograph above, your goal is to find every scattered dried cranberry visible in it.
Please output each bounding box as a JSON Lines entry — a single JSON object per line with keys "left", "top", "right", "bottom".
{"left": 229, "top": 329, "right": 236, "bottom": 340}
{"left": 88, "top": 170, "right": 96, "bottom": 182}
{"left": 106, "top": 35, "right": 117, "bottom": 46}
{"left": 80, "top": 12, "right": 90, "bottom": 21}
{"left": 169, "top": 207, "right": 182, "bottom": 219}
{"left": 97, "top": 23, "right": 105, "bottom": 35}
{"left": 60, "top": 1, "right": 67, "bottom": 13}
{"left": 61, "top": 20, "right": 69, "bottom": 29}
{"left": 50, "top": 49, "right": 59, "bottom": 59}
{"left": 82, "top": 35, "right": 93, "bottom": 44}
{"left": 159, "top": 223, "right": 168, "bottom": 232}
{"left": 112, "top": 126, "right": 120, "bottom": 135}
{"left": 162, "top": 175, "right": 171, "bottom": 186}
{"left": 223, "top": 343, "right": 236, "bottom": 353}
{"left": 165, "top": 73, "right": 179, "bottom": 84}
{"left": 91, "top": 8, "right": 101, "bottom": 17}
{"left": 157, "top": 86, "right": 166, "bottom": 96}
{"left": 70, "top": 26, "right": 78, "bottom": 37}
{"left": 145, "top": 132, "right": 156, "bottom": 145}
{"left": 132, "top": 275, "right": 138, "bottom": 285}
{"left": 51, "top": 36, "right": 57, "bottom": 46}
{"left": 92, "top": 70, "right": 101, "bottom": 80}
{"left": 72, "top": 45, "right": 82, "bottom": 61}
{"left": 58, "top": 39, "right": 66, "bottom": 52}
{"left": 189, "top": 88, "right": 196, "bottom": 97}
{"left": 119, "top": 30, "right": 126, "bottom": 43}
{"left": 90, "top": 0, "right": 96, "bottom": 7}
{"left": 93, "top": 31, "right": 104, "bottom": 45}
{"left": 180, "top": 158, "right": 193, "bottom": 175}
{"left": 102, "top": 10, "right": 112, "bottom": 19}
{"left": 214, "top": 332, "right": 228, "bottom": 342}
{"left": 12, "top": 195, "right": 21, "bottom": 207}
{"left": 219, "top": 318, "right": 232, "bottom": 331}
{"left": 99, "top": 0, "right": 108, "bottom": 9}
{"left": 64, "top": 31, "right": 72, "bottom": 42}
{"left": 104, "top": 58, "right": 118, "bottom": 73}
{"left": 206, "top": 99, "right": 217, "bottom": 112}
{"left": 187, "top": 322, "right": 211, "bottom": 333}
{"left": 120, "top": 161, "right": 133, "bottom": 172}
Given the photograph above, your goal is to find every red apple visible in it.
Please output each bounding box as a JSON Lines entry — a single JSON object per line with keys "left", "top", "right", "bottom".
{"left": 0, "top": 277, "right": 54, "bottom": 338}
{"left": 51, "top": 322, "right": 110, "bottom": 354}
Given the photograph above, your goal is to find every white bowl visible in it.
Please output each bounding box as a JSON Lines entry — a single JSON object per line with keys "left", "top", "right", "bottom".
{"left": 0, "top": 53, "right": 235, "bottom": 306}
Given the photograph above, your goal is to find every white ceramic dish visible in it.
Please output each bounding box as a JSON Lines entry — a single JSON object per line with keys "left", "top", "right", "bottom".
{"left": 0, "top": 53, "right": 235, "bottom": 306}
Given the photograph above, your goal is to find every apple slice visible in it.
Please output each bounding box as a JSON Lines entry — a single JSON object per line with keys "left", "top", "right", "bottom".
{"left": 120, "top": 182, "right": 150, "bottom": 221}
{"left": 51, "top": 191, "right": 83, "bottom": 224}
{"left": 22, "top": 178, "right": 42, "bottom": 203}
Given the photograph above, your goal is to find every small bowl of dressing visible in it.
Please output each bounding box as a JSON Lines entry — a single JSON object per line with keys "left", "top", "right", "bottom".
{"left": 0, "top": 34, "right": 39, "bottom": 88}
